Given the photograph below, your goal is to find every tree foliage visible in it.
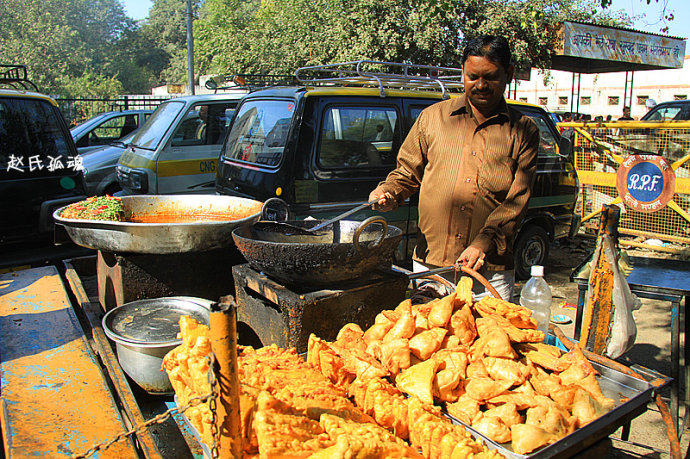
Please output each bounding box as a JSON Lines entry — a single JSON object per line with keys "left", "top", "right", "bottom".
{"left": 0, "top": 0, "right": 142, "bottom": 95}
{"left": 145, "top": 0, "right": 202, "bottom": 84}
{"left": 195, "top": 0, "right": 629, "bottom": 78}
{"left": 0, "top": 0, "right": 636, "bottom": 96}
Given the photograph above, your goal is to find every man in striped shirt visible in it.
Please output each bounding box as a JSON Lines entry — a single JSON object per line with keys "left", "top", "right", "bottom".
{"left": 369, "top": 35, "right": 539, "bottom": 302}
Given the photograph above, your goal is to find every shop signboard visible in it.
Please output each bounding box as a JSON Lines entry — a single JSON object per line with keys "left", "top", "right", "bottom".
{"left": 558, "top": 21, "right": 686, "bottom": 69}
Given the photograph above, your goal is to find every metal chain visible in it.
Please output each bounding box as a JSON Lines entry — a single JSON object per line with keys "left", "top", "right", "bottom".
{"left": 208, "top": 353, "right": 220, "bottom": 459}
{"left": 71, "top": 391, "right": 213, "bottom": 459}
{"left": 72, "top": 354, "right": 221, "bottom": 459}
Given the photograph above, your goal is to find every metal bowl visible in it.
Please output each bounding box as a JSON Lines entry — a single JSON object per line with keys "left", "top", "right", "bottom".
{"left": 102, "top": 296, "right": 212, "bottom": 394}
{"left": 53, "top": 195, "right": 263, "bottom": 254}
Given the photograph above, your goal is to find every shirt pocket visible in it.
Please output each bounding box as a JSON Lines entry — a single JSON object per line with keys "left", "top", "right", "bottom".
{"left": 478, "top": 156, "right": 517, "bottom": 200}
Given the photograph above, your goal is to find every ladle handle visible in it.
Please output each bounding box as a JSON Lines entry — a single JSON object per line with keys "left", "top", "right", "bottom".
{"left": 353, "top": 216, "right": 388, "bottom": 252}
{"left": 309, "top": 199, "right": 379, "bottom": 233}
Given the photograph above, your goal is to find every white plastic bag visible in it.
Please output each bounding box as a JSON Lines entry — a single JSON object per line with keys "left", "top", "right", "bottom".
{"left": 583, "top": 234, "right": 639, "bottom": 359}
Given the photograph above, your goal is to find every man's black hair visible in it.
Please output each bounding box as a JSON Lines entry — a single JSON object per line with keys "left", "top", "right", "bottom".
{"left": 462, "top": 35, "right": 512, "bottom": 71}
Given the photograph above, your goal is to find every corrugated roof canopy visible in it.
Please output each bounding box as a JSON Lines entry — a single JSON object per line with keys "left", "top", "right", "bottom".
{"left": 552, "top": 21, "right": 686, "bottom": 73}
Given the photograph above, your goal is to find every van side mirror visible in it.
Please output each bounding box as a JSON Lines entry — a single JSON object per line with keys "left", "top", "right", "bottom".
{"left": 559, "top": 135, "right": 573, "bottom": 161}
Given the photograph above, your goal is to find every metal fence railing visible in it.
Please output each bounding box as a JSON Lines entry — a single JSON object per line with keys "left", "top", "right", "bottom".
{"left": 55, "top": 95, "right": 175, "bottom": 127}
{"left": 560, "top": 120, "right": 690, "bottom": 245}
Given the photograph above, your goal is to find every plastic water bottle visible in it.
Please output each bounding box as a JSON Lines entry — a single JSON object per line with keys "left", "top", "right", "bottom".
{"left": 519, "top": 265, "right": 552, "bottom": 341}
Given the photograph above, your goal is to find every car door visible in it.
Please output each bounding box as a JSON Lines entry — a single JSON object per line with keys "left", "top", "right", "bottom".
{"left": 304, "top": 96, "right": 401, "bottom": 209}
{"left": 156, "top": 102, "right": 237, "bottom": 194}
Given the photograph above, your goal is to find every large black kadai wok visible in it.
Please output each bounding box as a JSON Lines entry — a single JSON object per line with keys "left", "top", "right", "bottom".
{"left": 232, "top": 215, "right": 402, "bottom": 287}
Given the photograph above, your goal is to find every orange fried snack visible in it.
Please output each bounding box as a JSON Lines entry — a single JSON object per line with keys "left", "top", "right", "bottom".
{"left": 407, "top": 397, "right": 500, "bottom": 459}
{"left": 409, "top": 328, "right": 447, "bottom": 361}
{"left": 253, "top": 391, "right": 335, "bottom": 458}
{"left": 447, "top": 304, "right": 477, "bottom": 345}
{"left": 384, "top": 301, "right": 416, "bottom": 342}
{"left": 471, "top": 318, "right": 517, "bottom": 360}
{"left": 396, "top": 359, "right": 439, "bottom": 405}
{"left": 474, "top": 309, "right": 544, "bottom": 343}
{"left": 474, "top": 297, "right": 538, "bottom": 329}
{"left": 380, "top": 338, "right": 412, "bottom": 375}
{"left": 427, "top": 292, "right": 456, "bottom": 328}
{"left": 162, "top": 316, "right": 215, "bottom": 445}
{"left": 511, "top": 423, "right": 558, "bottom": 455}
{"left": 446, "top": 393, "right": 481, "bottom": 425}
{"left": 348, "top": 376, "right": 410, "bottom": 440}
{"left": 472, "top": 412, "right": 512, "bottom": 444}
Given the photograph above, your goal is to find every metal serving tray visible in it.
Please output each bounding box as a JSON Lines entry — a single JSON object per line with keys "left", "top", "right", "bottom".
{"left": 446, "top": 360, "right": 654, "bottom": 459}
{"left": 174, "top": 395, "right": 212, "bottom": 459}
{"left": 53, "top": 195, "right": 262, "bottom": 254}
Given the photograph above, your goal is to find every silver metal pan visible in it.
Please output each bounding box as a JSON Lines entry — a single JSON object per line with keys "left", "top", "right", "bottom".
{"left": 53, "top": 195, "right": 262, "bottom": 254}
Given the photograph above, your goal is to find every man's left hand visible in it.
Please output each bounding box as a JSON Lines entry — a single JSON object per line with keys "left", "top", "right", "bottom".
{"left": 456, "top": 246, "right": 486, "bottom": 271}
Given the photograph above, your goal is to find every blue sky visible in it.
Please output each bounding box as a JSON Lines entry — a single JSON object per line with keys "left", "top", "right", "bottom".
{"left": 122, "top": 0, "right": 152, "bottom": 21}
{"left": 122, "top": 0, "right": 688, "bottom": 38}
{"left": 608, "top": 0, "right": 689, "bottom": 38}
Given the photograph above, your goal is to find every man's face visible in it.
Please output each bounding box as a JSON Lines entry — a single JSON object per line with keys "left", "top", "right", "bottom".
{"left": 623, "top": 107, "right": 631, "bottom": 117}
{"left": 463, "top": 55, "right": 513, "bottom": 114}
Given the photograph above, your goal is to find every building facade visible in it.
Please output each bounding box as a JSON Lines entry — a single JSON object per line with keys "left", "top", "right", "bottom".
{"left": 511, "top": 55, "right": 690, "bottom": 120}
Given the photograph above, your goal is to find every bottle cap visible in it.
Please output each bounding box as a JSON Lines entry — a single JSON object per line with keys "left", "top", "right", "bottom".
{"left": 530, "top": 265, "right": 544, "bottom": 277}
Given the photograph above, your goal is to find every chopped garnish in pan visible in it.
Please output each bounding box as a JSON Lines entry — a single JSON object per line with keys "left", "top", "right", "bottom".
{"left": 60, "top": 196, "right": 124, "bottom": 221}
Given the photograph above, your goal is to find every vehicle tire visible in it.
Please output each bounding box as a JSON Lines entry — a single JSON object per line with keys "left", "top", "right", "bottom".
{"left": 514, "top": 225, "right": 550, "bottom": 280}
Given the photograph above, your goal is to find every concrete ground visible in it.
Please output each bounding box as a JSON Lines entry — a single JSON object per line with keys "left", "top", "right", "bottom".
{"left": 536, "top": 235, "right": 690, "bottom": 458}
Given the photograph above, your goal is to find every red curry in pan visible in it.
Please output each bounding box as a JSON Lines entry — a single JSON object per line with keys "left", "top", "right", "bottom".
{"left": 60, "top": 196, "right": 258, "bottom": 223}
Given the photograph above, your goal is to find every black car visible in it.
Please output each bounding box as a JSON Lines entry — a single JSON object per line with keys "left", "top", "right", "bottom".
{"left": 642, "top": 100, "right": 690, "bottom": 121}
{"left": 0, "top": 78, "right": 87, "bottom": 256}
{"left": 215, "top": 62, "right": 579, "bottom": 278}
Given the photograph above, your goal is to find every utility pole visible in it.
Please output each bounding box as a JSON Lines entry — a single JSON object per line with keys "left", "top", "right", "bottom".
{"left": 186, "top": 0, "right": 195, "bottom": 95}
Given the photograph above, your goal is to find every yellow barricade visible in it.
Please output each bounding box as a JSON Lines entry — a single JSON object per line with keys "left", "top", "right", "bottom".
{"left": 559, "top": 120, "right": 690, "bottom": 244}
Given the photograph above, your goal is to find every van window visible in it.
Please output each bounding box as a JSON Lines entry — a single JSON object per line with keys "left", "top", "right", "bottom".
{"left": 131, "top": 100, "right": 185, "bottom": 150}
{"left": 0, "top": 97, "right": 72, "bottom": 177}
{"left": 223, "top": 99, "right": 294, "bottom": 166}
{"left": 317, "top": 106, "right": 398, "bottom": 168}
{"left": 171, "top": 103, "right": 236, "bottom": 147}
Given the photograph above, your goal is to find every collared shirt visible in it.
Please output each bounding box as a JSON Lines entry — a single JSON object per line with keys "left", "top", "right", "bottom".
{"left": 379, "top": 95, "right": 539, "bottom": 270}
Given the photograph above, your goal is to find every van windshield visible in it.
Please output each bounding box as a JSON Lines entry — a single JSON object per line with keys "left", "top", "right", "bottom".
{"left": 222, "top": 99, "right": 294, "bottom": 167}
{"left": 130, "top": 101, "right": 185, "bottom": 150}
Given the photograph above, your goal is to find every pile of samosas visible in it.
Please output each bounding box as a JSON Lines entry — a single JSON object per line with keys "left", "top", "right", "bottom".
{"left": 307, "top": 277, "right": 616, "bottom": 455}
{"left": 165, "top": 316, "right": 483, "bottom": 458}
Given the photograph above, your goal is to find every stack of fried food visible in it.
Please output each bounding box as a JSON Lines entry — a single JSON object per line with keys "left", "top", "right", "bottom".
{"left": 307, "top": 277, "right": 616, "bottom": 455}
{"left": 163, "top": 316, "right": 427, "bottom": 458}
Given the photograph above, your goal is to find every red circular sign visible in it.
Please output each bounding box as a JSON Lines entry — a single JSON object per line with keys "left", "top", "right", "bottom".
{"left": 616, "top": 155, "right": 675, "bottom": 213}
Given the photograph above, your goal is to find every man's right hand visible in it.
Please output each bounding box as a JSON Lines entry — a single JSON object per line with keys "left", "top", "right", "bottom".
{"left": 369, "top": 187, "right": 396, "bottom": 211}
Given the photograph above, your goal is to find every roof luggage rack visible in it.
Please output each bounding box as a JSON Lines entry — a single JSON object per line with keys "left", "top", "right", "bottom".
{"left": 0, "top": 64, "right": 38, "bottom": 91}
{"left": 295, "top": 60, "right": 463, "bottom": 99}
{"left": 205, "top": 73, "right": 298, "bottom": 93}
